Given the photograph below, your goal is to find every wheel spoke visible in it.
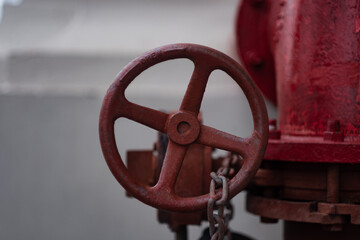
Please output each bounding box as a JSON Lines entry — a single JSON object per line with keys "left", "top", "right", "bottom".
{"left": 155, "top": 140, "right": 188, "bottom": 191}
{"left": 117, "top": 101, "right": 169, "bottom": 133}
{"left": 197, "top": 125, "right": 260, "bottom": 159}
{"left": 180, "top": 62, "right": 211, "bottom": 115}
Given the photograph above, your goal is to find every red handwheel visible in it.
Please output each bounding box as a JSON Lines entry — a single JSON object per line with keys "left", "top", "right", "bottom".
{"left": 99, "top": 44, "right": 268, "bottom": 212}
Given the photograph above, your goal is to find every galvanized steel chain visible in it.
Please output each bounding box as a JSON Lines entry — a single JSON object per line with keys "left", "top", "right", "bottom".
{"left": 207, "top": 153, "right": 239, "bottom": 240}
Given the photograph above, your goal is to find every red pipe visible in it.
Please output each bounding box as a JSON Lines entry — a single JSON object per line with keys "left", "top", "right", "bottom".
{"left": 236, "top": 0, "right": 360, "bottom": 163}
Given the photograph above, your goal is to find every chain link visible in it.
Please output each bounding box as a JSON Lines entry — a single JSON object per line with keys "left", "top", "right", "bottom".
{"left": 207, "top": 153, "right": 239, "bottom": 240}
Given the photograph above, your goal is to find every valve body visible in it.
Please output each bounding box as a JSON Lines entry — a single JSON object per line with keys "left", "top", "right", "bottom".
{"left": 236, "top": 0, "right": 360, "bottom": 239}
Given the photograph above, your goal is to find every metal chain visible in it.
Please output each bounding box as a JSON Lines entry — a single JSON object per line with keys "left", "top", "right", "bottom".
{"left": 207, "top": 154, "right": 239, "bottom": 240}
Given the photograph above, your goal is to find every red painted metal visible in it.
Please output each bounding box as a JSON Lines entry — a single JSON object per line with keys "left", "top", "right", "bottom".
{"left": 235, "top": 0, "right": 277, "bottom": 104}
{"left": 246, "top": 193, "right": 346, "bottom": 225}
{"left": 127, "top": 135, "right": 240, "bottom": 230}
{"left": 265, "top": 136, "right": 360, "bottom": 163}
{"left": 236, "top": 0, "right": 360, "bottom": 236}
{"left": 99, "top": 43, "right": 268, "bottom": 212}
{"left": 273, "top": 0, "right": 360, "bottom": 140}
{"left": 284, "top": 222, "right": 360, "bottom": 240}
{"left": 237, "top": 0, "right": 360, "bottom": 163}
{"left": 126, "top": 133, "right": 212, "bottom": 230}
{"left": 126, "top": 150, "right": 156, "bottom": 194}
{"left": 250, "top": 162, "right": 360, "bottom": 202}
{"left": 157, "top": 141, "right": 212, "bottom": 231}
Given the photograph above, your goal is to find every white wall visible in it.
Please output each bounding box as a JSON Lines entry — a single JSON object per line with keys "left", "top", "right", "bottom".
{"left": 0, "top": 0, "right": 280, "bottom": 239}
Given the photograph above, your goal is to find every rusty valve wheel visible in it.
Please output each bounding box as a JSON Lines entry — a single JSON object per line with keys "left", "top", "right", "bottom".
{"left": 99, "top": 43, "right": 268, "bottom": 212}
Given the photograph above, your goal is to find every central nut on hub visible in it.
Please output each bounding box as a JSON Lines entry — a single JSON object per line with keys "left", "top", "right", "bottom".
{"left": 167, "top": 112, "right": 200, "bottom": 145}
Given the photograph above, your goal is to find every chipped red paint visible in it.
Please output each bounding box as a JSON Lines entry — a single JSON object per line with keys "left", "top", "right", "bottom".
{"left": 238, "top": 0, "right": 360, "bottom": 236}
{"left": 237, "top": 0, "right": 360, "bottom": 163}
{"left": 157, "top": 143, "right": 212, "bottom": 231}
{"left": 273, "top": 0, "right": 360, "bottom": 139}
{"left": 99, "top": 44, "right": 268, "bottom": 212}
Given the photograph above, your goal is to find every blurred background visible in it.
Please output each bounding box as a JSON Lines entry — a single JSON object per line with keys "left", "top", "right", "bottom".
{"left": 0, "top": 0, "right": 280, "bottom": 239}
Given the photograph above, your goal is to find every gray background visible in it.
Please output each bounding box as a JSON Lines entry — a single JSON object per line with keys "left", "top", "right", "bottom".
{"left": 0, "top": 0, "right": 281, "bottom": 239}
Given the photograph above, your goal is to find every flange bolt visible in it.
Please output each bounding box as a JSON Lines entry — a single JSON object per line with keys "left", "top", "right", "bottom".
{"left": 323, "top": 119, "right": 344, "bottom": 142}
